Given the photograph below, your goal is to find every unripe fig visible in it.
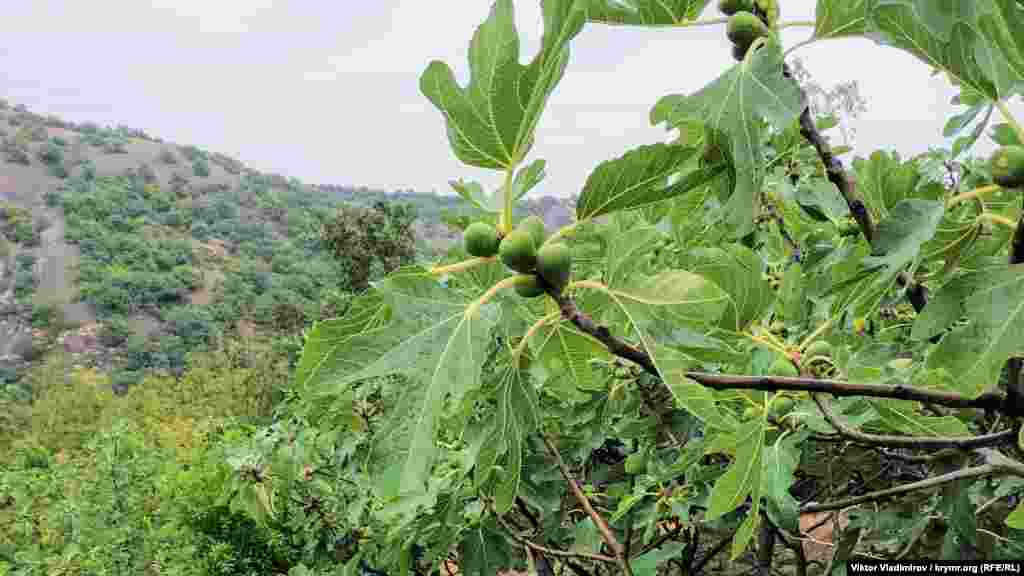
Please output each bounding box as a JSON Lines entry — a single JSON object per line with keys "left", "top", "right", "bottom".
{"left": 514, "top": 275, "right": 545, "bottom": 298}
{"left": 516, "top": 215, "right": 547, "bottom": 252}
{"left": 804, "top": 340, "right": 832, "bottom": 360}
{"left": 732, "top": 43, "right": 748, "bottom": 61}
{"left": 727, "top": 12, "right": 769, "bottom": 51}
{"left": 463, "top": 222, "right": 500, "bottom": 257}
{"left": 743, "top": 406, "right": 760, "bottom": 420}
{"left": 499, "top": 230, "right": 537, "bottom": 273}
{"left": 989, "top": 145, "right": 1024, "bottom": 188}
{"left": 767, "top": 357, "right": 799, "bottom": 378}
{"left": 624, "top": 453, "right": 647, "bottom": 475}
{"left": 771, "top": 397, "right": 795, "bottom": 417}
{"left": 719, "top": 0, "right": 754, "bottom": 16}
{"left": 536, "top": 242, "right": 572, "bottom": 292}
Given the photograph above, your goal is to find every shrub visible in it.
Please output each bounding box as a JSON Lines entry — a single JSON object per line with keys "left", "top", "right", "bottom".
{"left": 30, "top": 303, "right": 57, "bottom": 328}
{"left": 192, "top": 156, "right": 211, "bottom": 178}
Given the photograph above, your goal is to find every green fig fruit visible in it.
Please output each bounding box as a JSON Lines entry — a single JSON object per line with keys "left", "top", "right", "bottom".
{"left": 719, "top": 0, "right": 754, "bottom": 16}
{"left": 624, "top": 453, "right": 647, "bottom": 475}
{"left": 989, "top": 145, "right": 1024, "bottom": 188}
{"left": 727, "top": 12, "right": 769, "bottom": 51}
{"left": 771, "top": 397, "right": 795, "bottom": 417}
{"left": 536, "top": 242, "right": 571, "bottom": 292}
{"left": 463, "top": 222, "right": 501, "bottom": 258}
{"left": 767, "top": 357, "right": 799, "bottom": 378}
{"left": 514, "top": 275, "right": 546, "bottom": 298}
{"left": 499, "top": 230, "right": 537, "bottom": 274}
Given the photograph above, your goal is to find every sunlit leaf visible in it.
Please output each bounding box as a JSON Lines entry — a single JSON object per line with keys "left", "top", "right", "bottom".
{"left": 302, "top": 266, "right": 500, "bottom": 493}
{"left": 651, "top": 40, "right": 802, "bottom": 237}
{"left": 814, "top": 0, "right": 868, "bottom": 39}
{"left": 576, "top": 143, "right": 716, "bottom": 220}
{"left": 678, "top": 244, "right": 774, "bottom": 332}
{"left": 584, "top": 0, "right": 710, "bottom": 26}
{"left": 926, "top": 264, "right": 1024, "bottom": 397}
{"left": 421, "top": 0, "right": 586, "bottom": 169}
{"left": 705, "top": 419, "right": 765, "bottom": 520}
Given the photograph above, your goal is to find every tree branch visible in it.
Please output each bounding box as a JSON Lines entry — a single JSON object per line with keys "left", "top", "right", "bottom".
{"left": 800, "top": 463, "right": 998, "bottom": 514}
{"left": 810, "top": 393, "right": 1015, "bottom": 450}
{"left": 540, "top": 434, "right": 633, "bottom": 575}
{"left": 544, "top": 282, "right": 1012, "bottom": 416}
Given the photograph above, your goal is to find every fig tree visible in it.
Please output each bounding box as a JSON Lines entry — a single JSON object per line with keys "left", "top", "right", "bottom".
{"left": 727, "top": 12, "right": 769, "bottom": 51}
{"left": 989, "top": 145, "right": 1024, "bottom": 188}
{"left": 536, "top": 242, "right": 571, "bottom": 292}
{"left": 516, "top": 215, "right": 547, "bottom": 252}
{"left": 767, "top": 357, "right": 799, "bottom": 378}
{"left": 718, "top": 0, "right": 754, "bottom": 16}
{"left": 515, "top": 275, "right": 545, "bottom": 298}
{"left": 499, "top": 229, "right": 537, "bottom": 273}
{"left": 463, "top": 222, "right": 500, "bottom": 258}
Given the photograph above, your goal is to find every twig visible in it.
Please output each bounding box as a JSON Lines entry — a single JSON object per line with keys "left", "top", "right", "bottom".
{"left": 800, "top": 463, "right": 999, "bottom": 513}
{"left": 691, "top": 530, "right": 736, "bottom": 575}
{"left": 811, "top": 393, "right": 1015, "bottom": 450}
{"left": 540, "top": 434, "right": 633, "bottom": 575}
{"left": 491, "top": 501, "right": 616, "bottom": 564}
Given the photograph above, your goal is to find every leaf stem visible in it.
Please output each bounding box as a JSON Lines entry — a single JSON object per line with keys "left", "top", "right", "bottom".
{"left": 746, "top": 332, "right": 790, "bottom": 358}
{"left": 545, "top": 221, "right": 581, "bottom": 245}
{"left": 778, "top": 20, "right": 816, "bottom": 30}
{"left": 512, "top": 312, "right": 562, "bottom": 360}
{"left": 799, "top": 317, "right": 836, "bottom": 351}
{"left": 428, "top": 257, "right": 495, "bottom": 276}
{"left": 783, "top": 38, "right": 817, "bottom": 57}
{"left": 995, "top": 99, "right": 1024, "bottom": 146}
{"left": 468, "top": 275, "right": 532, "bottom": 315}
{"left": 946, "top": 184, "right": 1002, "bottom": 208}
{"left": 502, "top": 167, "right": 516, "bottom": 235}
{"left": 977, "top": 212, "right": 1018, "bottom": 229}
{"left": 673, "top": 17, "right": 729, "bottom": 28}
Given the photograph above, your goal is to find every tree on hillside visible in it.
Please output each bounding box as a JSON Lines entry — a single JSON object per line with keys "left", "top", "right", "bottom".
{"left": 319, "top": 200, "right": 417, "bottom": 291}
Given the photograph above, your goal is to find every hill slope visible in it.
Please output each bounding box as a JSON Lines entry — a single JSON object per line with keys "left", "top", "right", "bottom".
{"left": 0, "top": 98, "right": 576, "bottom": 391}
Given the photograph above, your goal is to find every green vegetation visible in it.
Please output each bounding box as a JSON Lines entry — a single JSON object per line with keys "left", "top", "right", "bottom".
{"left": 4, "top": 2, "right": 1024, "bottom": 574}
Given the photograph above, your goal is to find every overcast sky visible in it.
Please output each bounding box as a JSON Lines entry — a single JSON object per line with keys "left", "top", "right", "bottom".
{"left": 2, "top": 1, "right": 1022, "bottom": 198}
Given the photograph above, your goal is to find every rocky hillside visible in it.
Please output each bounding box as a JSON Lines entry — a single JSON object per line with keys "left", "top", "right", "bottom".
{"left": 0, "top": 98, "right": 579, "bottom": 391}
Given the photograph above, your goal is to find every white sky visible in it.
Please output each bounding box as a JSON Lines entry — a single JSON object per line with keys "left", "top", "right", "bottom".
{"left": 2, "top": 1, "right": 1022, "bottom": 197}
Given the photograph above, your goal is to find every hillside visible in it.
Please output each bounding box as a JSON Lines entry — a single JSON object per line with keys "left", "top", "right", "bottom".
{"left": 0, "top": 98, "right": 576, "bottom": 394}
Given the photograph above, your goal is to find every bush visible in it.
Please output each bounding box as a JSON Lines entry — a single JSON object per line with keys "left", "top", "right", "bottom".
{"left": 100, "top": 315, "right": 131, "bottom": 347}
{"left": 193, "top": 157, "right": 211, "bottom": 178}
{"left": 30, "top": 303, "right": 58, "bottom": 328}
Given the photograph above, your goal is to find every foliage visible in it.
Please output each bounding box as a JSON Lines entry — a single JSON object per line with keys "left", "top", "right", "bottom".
{"left": 319, "top": 200, "right": 418, "bottom": 291}
{"left": 265, "top": 2, "right": 1024, "bottom": 574}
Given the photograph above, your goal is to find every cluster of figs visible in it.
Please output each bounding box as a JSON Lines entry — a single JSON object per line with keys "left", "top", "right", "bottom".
{"left": 463, "top": 216, "right": 571, "bottom": 298}
{"left": 719, "top": 0, "right": 772, "bottom": 61}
